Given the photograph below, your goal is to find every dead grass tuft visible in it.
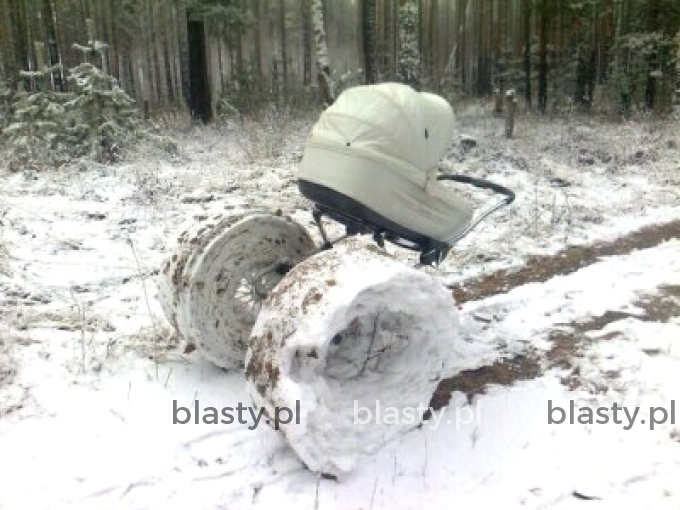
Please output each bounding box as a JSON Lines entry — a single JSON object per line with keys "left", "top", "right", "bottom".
{"left": 0, "top": 331, "right": 16, "bottom": 389}
{"left": 233, "top": 105, "right": 314, "bottom": 163}
{"left": 0, "top": 204, "right": 8, "bottom": 276}
{"left": 123, "top": 324, "right": 179, "bottom": 362}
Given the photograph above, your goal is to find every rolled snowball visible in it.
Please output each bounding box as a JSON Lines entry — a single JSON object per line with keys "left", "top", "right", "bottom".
{"left": 246, "top": 237, "right": 465, "bottom": 476}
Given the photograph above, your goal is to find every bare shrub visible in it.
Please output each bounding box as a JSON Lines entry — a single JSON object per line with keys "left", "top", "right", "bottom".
{"left": 236, "top": 104, "right": 299, "bottom": 163}
{"left": 215, "top": 103, "right": 314, "bottom": 165}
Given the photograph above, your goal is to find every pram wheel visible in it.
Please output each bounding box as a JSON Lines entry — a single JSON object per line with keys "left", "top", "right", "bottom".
{"left": 159, "top": 212, "right": 316, "bottom": 368}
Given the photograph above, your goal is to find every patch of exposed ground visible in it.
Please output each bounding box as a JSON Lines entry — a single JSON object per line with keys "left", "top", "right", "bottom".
{"left": 431, "top": 285, "right": 680, "bottom": 412}
{"left": 450, "top": 220, "right": 680, "bottom": 304}
{"left": 427, "top": 355, "right": 541, "bottom": 413}
{"left": 551, "top": 284, "right": 680, "bottom": 391}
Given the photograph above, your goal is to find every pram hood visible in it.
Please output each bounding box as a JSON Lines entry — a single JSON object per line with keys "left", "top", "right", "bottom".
{"left": 298, "top": 83, "right": 472, "bottom": 247}
{"left": 303, "top": 82, "right": 454, "bottom": 185}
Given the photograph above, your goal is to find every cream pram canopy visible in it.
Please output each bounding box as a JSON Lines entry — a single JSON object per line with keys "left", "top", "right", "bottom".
{"left": 297, "top": 82, "right": 473, "bottom": 245}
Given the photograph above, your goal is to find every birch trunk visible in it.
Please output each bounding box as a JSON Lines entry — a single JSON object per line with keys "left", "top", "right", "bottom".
{"left": 312, "top": 0, "right": 334, "bottom": 105}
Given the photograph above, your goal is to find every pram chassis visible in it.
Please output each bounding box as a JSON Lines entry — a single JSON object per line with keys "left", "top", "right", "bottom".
{"left": 299, "top": 173, "right": 516, "bottom": 266}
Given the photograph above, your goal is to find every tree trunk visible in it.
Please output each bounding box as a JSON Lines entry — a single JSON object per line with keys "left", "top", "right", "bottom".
{"left": 253, "top": 0, "right": 264, "bottom": 92}
{"left": 41, "top": 0, "right": 61, "bottom": 90}
{"left": 537, "top": 4, "right": 547, "bottom": 113}
{"left": 187, "top": 19, "right": 211, "bottom": 121}
{"left": 523, "top": 0, "right": 532, "bottom": 108}
{"left": 0, "top": 0, "right": 8, "bottom": 81}
{"left": 177, "top": 0, "right": 191, "bottom": 107}
{"left": 9, "top": 0, "right": 29, "bottom": 88}
{"left": 428, "top": 0, "right": 438, "bottom": 87}
{"left": 301, "top": 0, "right": 312, "bottom": 87}
{"left": 312, "top": 0, "right": 334, "bottom": 105}
{"left": 279, "top": 0, "right": 288, "bottom": 91}
{"left": 379, "top": 0, "right": 397, "bottom": 80}
{"left": 362, "top": 0, "right": 378, "bottom": 84}
{"left": 153, "top": 0, "right": 169, "bottom": 106}
{"left": 675, "top": 30, "right": 680, "bottom": 109}
{"left": 505, "top": 89, "right": 517, "bottom": 138}
{"left": 162, "top": 5, "right": 176, "bottom": 105}
{"left": 613, "top": 0, "right": 628, "bottom": 114}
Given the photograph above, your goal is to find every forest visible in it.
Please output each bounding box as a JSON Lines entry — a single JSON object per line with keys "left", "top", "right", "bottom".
{"left": 1, "top": 0, "right": 680, "bottom": 122}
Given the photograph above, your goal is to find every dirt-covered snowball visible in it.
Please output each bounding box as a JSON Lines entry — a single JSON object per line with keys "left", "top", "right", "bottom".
{"left": 246, "top": 237, "right": 467, "bottom": 476}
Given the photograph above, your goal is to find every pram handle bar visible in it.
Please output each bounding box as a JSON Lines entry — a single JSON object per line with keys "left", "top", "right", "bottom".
{"left": 436, "top": 174, "right": 516, "bottom": 204}
{"left": 437, "top": 174, "right": 515, "bottom": 244}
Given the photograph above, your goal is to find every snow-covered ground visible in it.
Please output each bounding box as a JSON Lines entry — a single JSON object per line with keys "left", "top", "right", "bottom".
{"left": 0, "top": 114, "right": 679, "bottom": 509}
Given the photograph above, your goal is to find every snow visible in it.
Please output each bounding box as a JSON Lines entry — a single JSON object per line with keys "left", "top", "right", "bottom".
{"left": 1, "top": 116, "right": 680, "bottom": 508}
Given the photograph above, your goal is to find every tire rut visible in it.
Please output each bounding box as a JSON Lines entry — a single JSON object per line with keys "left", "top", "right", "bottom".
{"left": 431, "top": 220, "right": 680, "bottom": 412}
{"left": 450, "top": 219, "right": 680, "bottom": 304}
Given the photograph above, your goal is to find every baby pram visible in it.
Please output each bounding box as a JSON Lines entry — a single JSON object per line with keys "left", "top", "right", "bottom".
{"left": 297, "top": 82, "right": 514, "bottom": 265}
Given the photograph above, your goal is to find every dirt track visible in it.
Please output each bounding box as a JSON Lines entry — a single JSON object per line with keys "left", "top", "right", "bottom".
{"left": 449, "top": 219, "right": 680, "bottom": 304}
{"left": 431, "top": 220, "right": 680, "bottom": 412}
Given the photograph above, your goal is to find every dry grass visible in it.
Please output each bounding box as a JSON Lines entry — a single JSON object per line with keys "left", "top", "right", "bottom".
{"left": 0, "top": 203, "right": 14, "bottom": 388}
{"left": 12, "top": 306, "right": 114, "bottom": 333}
{"left": 0, "top": 203, "right": 8, "bottom": 276}
{"left": 0, "top": 328, "right": 16, "bottom": 389}
{"left": 123, "top": 324, "right": 178, "bottom": 363}
{"left": 0, "top": 322, "right": 27, "bottom": 418}
{"left": 232, "top": 105, "right": 314, "bottom": 163}
{"left": 0, "top": 351, "right": 14, "bottom": 388}
{"left": 0, "top": 242, "right": 6, "bottom": 276}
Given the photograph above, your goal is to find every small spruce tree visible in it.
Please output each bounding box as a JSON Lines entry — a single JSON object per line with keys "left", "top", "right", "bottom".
{"left": 66, "top": 39, "right": 142, "bottom": 163}
{"left": 2, "top": 25, "right": 146, "bottom": 170}
{"left": 1, "top": 49, "right": 70, "bottom": 170}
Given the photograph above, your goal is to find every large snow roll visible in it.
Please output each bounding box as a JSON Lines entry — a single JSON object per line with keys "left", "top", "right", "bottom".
{"left": 245, "top": 237, "right": 463, "bottom": 476}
